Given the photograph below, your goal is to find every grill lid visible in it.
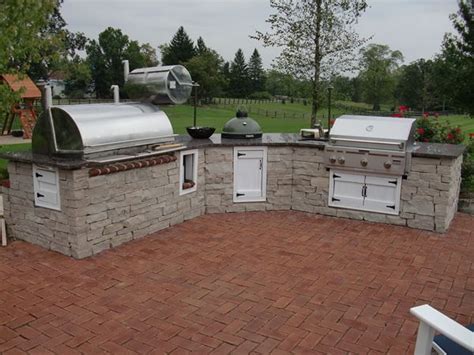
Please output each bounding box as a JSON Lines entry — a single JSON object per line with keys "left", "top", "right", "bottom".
{"left": 222, "top": 110, "right": 262, "bottom": 139}
{"left": 329, "top": 115, "right": 416, "bottom": 150}
{"left": 32, "top": 103, "right": 174, "bottom": 157}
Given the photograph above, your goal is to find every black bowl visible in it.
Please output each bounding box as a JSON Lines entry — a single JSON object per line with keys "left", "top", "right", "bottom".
{"left": 11, "top": 130, "right": 24, "bottom": 138}
{"left": 186, "top": 126, "right": 215, "bottom": 139}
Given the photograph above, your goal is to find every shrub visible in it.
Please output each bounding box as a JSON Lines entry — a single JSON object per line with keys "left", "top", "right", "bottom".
{"left": 415, "top": 117, "right": 438, "bottom": 142}
{"left": 414, "top": 116, "right": 465, "bottom": 144}
{"left": 248, "top": 91, "right": 272, "bottom": 100}
{"left": 461, "top": 137, "right": 474, "bottom": 192}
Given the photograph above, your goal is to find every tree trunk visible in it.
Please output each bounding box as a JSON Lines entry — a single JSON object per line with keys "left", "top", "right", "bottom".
{"left": 311, "top": 79, "right": 319, "bottom": 127}
{"left": 310, "top": 0, "right": 323, "bottom": 128}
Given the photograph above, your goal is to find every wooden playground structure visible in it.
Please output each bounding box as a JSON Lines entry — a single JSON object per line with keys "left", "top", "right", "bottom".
{"left": 0, "top": 74, "right": 41, "bottom": 139}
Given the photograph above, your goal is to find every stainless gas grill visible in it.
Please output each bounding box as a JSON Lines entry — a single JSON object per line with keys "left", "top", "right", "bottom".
{"left": 324, "top": 115, "right": 416, "bottom": 175}
{"left": 324, "top": 115, "right": 417, "bottom": 215}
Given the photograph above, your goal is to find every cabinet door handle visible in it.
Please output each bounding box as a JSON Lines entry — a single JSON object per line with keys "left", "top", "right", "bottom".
{"left": 236, "top": 193, "right": 245, "bottom": 197}
{"left": 361, "top": 185, "right": 367, "bottom": 197}
{"left": 36, "top": 193, "right": 44, "bottom": 198}
{"left": 237, "top": 152, "right": 246, "bottom": 157}
{"left": 259, "top": 160, "right": 263, "bottom": 170}
{"left": 35, "top": 172, "right": 43, "bottom": 178}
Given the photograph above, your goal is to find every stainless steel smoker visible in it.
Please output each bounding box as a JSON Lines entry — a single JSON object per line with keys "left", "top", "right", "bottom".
{"left": 32, "top": 61, "right": 193, "bottom": 162}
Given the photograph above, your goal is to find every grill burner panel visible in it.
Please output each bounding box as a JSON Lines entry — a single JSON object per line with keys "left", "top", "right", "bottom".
{"left": 325, "top": 147, "right": 407, "bottom": 176}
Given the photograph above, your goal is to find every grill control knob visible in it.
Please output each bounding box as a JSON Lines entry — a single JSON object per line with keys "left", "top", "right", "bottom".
{"left": 329, "top": 156, "right": 337, "bottom": 164}
{"left": 338, "top": 157, "right": 345, "bottom": 165}
{"left": 384, "top": 160, "right": 392, "bottom": 169}
{"left": 360, "top": 158, "right": 368, "bottom": 167}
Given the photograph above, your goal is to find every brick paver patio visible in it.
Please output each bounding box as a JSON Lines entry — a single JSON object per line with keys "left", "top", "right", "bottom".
{"left": 0, "top": 211, "right": 473, "bottom": 354}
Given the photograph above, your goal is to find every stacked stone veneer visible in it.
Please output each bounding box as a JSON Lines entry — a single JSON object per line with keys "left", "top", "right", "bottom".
{"left": 3, "top": 146, "right": 462, "bottom": 258}
{"left": 3, "top": 152, "right": 205, "bottom": 258}
{"left": 205, "top": 147, "right": 294, "bottom": 213}
{"left": 290, "top": 150, "right": 463, "bottom": 232}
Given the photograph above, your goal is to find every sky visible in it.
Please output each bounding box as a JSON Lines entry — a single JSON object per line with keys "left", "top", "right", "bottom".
{"left": 61, "top": 0, "right": 459, "bottom": 68}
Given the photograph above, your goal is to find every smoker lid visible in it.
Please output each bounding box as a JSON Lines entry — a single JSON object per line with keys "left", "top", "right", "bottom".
{"left": 222, "top": 111, "right": 263, "bottom": 139}
{"left": 32, "top": 103, "right": 174, "bottom": 156}
{"left": 330, "top": 115, "right": 416, "bottom": 143}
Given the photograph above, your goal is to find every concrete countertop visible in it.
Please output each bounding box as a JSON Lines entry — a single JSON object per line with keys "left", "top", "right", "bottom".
{"left": 175, "top": 133, "right": 327, "bottom": 149}
{"left": 0, "top": 133, "right": 465, "bottom": 169}
{"left": 412, "top": 142, "right": 466, "bottom": 159}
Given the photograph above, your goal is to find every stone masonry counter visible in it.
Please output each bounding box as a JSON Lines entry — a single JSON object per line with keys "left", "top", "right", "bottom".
{"left": 3, "top": 151, "right": 205, "bottom": 258}
{"left": 1, "top": 134, "right": 465, "bottom": 258}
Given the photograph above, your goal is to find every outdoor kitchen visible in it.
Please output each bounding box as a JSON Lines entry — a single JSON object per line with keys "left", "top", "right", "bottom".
{"left": 0, "top": 62, "right": 465, "bottom": 259}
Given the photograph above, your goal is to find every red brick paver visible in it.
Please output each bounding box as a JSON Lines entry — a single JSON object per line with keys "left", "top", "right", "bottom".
{"left": 0, "top": 211, "right": 473, "bottom": 354}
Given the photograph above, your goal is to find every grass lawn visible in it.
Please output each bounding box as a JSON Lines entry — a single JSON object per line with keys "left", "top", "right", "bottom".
{"left": 0, "top": 103, "right": 472, "bottom": 182}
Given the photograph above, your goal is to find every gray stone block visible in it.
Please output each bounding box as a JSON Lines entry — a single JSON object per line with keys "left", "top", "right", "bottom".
{"left": 407, "top": 215, "right": 434, "bottom": 230}
{"left": 92, "top": 240, "right": 110, "bottom": 254}
{"left": 110, "top": 232, "right": 133, "bottom": 246}
{"left": 402, "top": 197, "right": 434, "bottom": 216}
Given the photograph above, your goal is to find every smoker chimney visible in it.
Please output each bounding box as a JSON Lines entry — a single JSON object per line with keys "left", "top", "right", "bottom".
{"left": 122, "top": 60, "right": 130, "bottom": 82}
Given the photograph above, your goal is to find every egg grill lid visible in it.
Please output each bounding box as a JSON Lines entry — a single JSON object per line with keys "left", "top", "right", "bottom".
{"left": 222, "top": 111, "right": 263, "bottom": 139}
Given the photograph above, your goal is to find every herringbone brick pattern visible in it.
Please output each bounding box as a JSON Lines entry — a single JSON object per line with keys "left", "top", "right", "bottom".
{"left": 0, "top": 211, "right": 473, "bottom": 354}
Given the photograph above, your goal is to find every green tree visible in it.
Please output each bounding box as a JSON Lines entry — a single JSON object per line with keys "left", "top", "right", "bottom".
{"left": 125, "top": 41, "right": 159, "bottom": 69}
{"left": 161, "top": 26, "right": 195, "bottom": 65}
{"left": 0, "top": 0, "right": 56, "bottom": 121}
{"left": 396, "top": 59, "right": 438, "bottom": 111}
{"left": 358, "top": 44, "right": 403, "bottom": 111}
{"left": 248, "top": 49, "right": 265, "bottom": 93}
{"left": 26, "top": 1, "right": 87, "bottom": 81}
{"left": 253, "top": 0, "right": 369, "bottom": 126}
{"left": 330, "top": 75, "right": 354, "bottom": 102}
{"left": 86, "top": 27, "right": 157, "bottom": 98}
{"left": 185, "top": 50, "right": 225, "bottom": 99}
{"left": 64, "top": 58, "right": 92, "bottom": 98}
{"left": 229, "top": 49, "right": 250, "bottom": 98}
{"left": 195, "top": 37, "right": 208, "bottom": 55}
{"left": 440, "top": 0, "right": 474, "bottom": 115}
{"left": 265, "top": 70, "right": 294, "bottom": 96}
{"left": 221, "top": 61, "right": 231, "bottom": 94}
{"left": 0, "top": 0, "right": 56, "bottom": 74}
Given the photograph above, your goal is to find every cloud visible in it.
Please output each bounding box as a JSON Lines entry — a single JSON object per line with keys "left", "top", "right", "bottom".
{"left": 62, "top": 0, "right": 458, "bottom": 68}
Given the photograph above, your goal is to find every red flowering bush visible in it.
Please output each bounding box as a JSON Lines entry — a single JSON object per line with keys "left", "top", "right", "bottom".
{"left": 441, "top": 126, "right": 464, "bottom": 145}
{"left": 415, "top": 117, "right": 438, "bottom": 142}
{"left": 415, "top": 116, "right": 465, "bottom": 144}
